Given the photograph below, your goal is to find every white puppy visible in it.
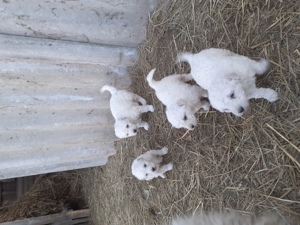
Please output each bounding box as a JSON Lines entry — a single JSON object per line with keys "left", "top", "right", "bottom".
{"left": 131, "top": 147, "right": 173, "bottom": 181}
{"left": 172, "top": 211, "right": 293, "bottom": 225}
{"left": 146, "top": 69, "right": 210, "bottom": 130}
{"left": 178, "top": 48, "right": 278, "bottom": 117}
{"left": 101, "top": 85, "right": 154, "bottom": 138}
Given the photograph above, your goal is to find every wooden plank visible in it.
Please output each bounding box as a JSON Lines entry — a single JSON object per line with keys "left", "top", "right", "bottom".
{"left": 0, "top": 182, "right": 2, "bottom": 206}
{"left": 66, "top": 209, "right": 90, "bottom": 219}
{"left": 0, "top": 209, "right": 89, "bottom": 225}
{"left": 16, "top": 178, "right": 23, "bottom": 199}
{"left": 1, "top": 191, "right": 16, "bottom": 206}
{"left": 72, "top": 217, "right": 89, "bottom": 224}
{"left": 0, "top": 179, "right": 15, "bottom": 183}
{"left": 52, "top": 221, "right": 72, "bottom": 225}
{"left": 16, "top": 176, "right": 37, "bottom": 198}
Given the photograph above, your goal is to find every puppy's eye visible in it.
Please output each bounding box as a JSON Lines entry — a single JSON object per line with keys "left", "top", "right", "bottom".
{"left": 183, "top": 115, "right": 187, "bottom": 121}
{"left": 230, "top": 92, "right": 235, "bottom": 99}
{"left": 144, "top": 164, "right": 147, "bottom": 168}
{"left": 145, "top": 174, "right": 148, "bottom": 176}
{"left": 126, "top": 124, "right": 129, "bottom": 128}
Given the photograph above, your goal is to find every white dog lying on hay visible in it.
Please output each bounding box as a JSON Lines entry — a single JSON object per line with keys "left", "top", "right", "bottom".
{"left": 171, "top": 211, "right": 293, "bottom": 225}
{"left": 101, "top": 85, "right": 154, "bottom": 138}
{"left": 146, "top": 68, "right": 210, "bottom": 130}
{"left": 177, "top": 48, "right": 278, "bottom": 117}
{"left": 131, "top": 146, "right": 173, "bottom": 181}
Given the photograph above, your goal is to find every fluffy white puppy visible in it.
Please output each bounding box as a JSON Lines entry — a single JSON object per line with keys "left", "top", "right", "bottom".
{"left": 101, "top": 85, "right": 154, "bottom": 138}
{"left": 178, "top": 48, "right": 278, "bottom": 117}
{"left": 131, "top": 146, "right": 173, "bottom": 181}
{"left": 146, "top": 69, "right": 210, "bottom": 130}
{"left": 172, "top": 211, "right": 293, "bottom": 225}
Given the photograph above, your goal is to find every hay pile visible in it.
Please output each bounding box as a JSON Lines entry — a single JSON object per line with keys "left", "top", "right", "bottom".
{"left": 0, "top": 172, "right": 85, "bottom": 222}
{"left": 83, "top": 0, "right": 300, "bottom": 224}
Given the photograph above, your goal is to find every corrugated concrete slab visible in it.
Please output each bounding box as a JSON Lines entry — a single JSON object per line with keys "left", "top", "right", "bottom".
{"left": 0, "top": 54, "right": 133, "bottom": 179}
{"left": 0, "top": 34, "right": 138, "bottom": 65}
{"left": 0, "top": 0, "right": 157, "bottom": 47}
{"left": 0, "top": 0, "right": 158, "bottom": 179}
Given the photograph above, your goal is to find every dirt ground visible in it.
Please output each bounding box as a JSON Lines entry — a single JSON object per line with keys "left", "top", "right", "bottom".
{"left": 82, "top": 0, "right": 300, "bottom": 224}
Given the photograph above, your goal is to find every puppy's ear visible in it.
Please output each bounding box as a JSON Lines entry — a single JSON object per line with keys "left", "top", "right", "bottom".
{"left": 225, "top": 74, "right": 239, "bottom": 84}
{"left": 176, "top": 99, "right": 186, "bottom": 107}
{"left": 137, "top": 157, "right": 144, "bottom": 161}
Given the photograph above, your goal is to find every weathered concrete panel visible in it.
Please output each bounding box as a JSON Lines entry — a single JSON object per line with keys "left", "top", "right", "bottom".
{"left": 0, "top": 142, "right": 115, "bottom": 179}
{"left": 0, "top": 0, "right": 158, "bottom": 179}
{"left": 0, "top": 37, "right": 138, "bottom": 179}
{"left": 0, "top": 0, "right": 157, "bottom": 47}
{"left": 0, "top": 34, "right": 138, "bottom": 65}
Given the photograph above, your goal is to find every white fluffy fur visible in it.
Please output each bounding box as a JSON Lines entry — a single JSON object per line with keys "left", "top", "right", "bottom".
{"left": 146, "top": 69, "right": 210, "bottom": 130}
{"left": 131, "top": 147, "right": 173, "bottom": 181}
{"left": 178, "top": 48, "right": 278, "bottom": 117}
{"left": 172, "top": 211, "right": 293, "bottom": 225}
{"left": 101, "top": 85, "right": 154, "bottom": 138}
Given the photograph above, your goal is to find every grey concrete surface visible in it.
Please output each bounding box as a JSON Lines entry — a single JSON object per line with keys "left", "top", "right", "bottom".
{"left": 0, "top": 0, "right": 157, "bottom": 47}
{"left": 0, "top": 0, "right": 158, "bottom": 179}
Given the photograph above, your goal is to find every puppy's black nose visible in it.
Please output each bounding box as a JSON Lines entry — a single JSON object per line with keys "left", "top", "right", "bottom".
{"left": 238, "top": 107, "right": 244, "bottom": 114}
{"left": 191, "top": 125, "right": 195, "bottom": 129}
{"left": 152, "top": 167, "right": 156, "bottom": 172}
{"left": 133, "top": 129, "right": 137, "bottom": 133}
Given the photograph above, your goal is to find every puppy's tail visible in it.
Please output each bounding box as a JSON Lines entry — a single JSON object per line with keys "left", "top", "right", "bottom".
{"left": 177, "top": 52, "right": 193, "bottom": 64}
{"left": 146, "top": 68, "right": 157, "bottom": 88}
{"left": 101, "top": 85, "right": 117, "bottom": 95}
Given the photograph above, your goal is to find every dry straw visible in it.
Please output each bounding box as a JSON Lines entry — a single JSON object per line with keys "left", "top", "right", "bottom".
{"left": 0, "top": 172, "right": 85, "bottom": 222}
{"left": 83, "top": 0, "right": 300, "bottom": 224}
{"left": 3, "top": 0, "right": 298, "bottom": 224}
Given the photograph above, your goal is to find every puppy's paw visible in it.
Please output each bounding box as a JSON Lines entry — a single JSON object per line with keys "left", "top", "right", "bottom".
{"left": 148, "top": 105, "right": 154, "bottom": 112}
{"left": 180, "top": 73, "right": 193, "bottom": 82}
{"left": 166, "top": 163, "right": 173, "bottom": 171}
{"left": 202, "top": 100, "right": 210, "bottom": 111}
{"left": 139, "top": 99, "right": 147, "bottom": 106}
{"left": 143, "top": 122, "right": 149, "bottom": 130}
{"left": 161, "top": 147, "right": 168, "bottom": 155}
{"left": 266, "top": 89, "right": 279, "bottom": 102}
{"left": 160, "top": 174, "right": 166, "bottom": 179}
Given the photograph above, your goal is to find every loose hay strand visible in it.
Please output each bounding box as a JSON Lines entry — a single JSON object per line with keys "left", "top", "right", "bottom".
{"left": 277, "top": 145, "right": 300, "bottom": 169}
{"left": 266, "top": 123, "right": 300, "bottom": 154}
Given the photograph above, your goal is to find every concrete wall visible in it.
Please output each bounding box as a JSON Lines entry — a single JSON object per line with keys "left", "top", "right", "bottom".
{"left": 0, "top": 0, "right": 157, "bottom": 47}
{"left": 0, "top": 0, "right": 157, "bottom": 179}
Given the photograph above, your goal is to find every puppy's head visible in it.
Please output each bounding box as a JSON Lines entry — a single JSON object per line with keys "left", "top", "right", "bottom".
{"left": 114, "top": 119, "right": 138, "bottom": 138}
{"left": 166, "top": 99, "right": 197, "bottom": 130}
{"left": 131, "top": 157, "right": 159, "bottom": 181}
{"left": 208, "top": 75, "right": 249, "bottom": 117}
